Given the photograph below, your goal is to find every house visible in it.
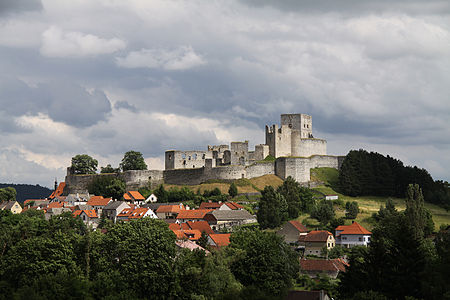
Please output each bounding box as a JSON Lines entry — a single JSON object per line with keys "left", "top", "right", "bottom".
{"left": 146, "top": 194, "right": 157, "bottom": 203}
{"left": 325, "top": 195, "right": 338, "bottom": 201}
{"left": 277, "top": 220, "right": 309, "bottom": 245}
{"left": 127, "top": 207, "right": 157, "bottom": 220}
{"left": 66, "top": 193, "right": 90, "bottom": 206}
{"left": 73, "top": 209, "right": 99, "bottom": 228}
{"left": 203, "top": 209, "right": 257, "bottom": 231}
{"left": 117, "top": 207, "right": 134, "bottom": 221}
{"left": 299, "top": 258, "right": 348, "bottom": 279}
{"left": 335, "top": 221, "right": 372, "bottom": 248}
{"left": 156, "top": 203, "right": 185, "bottom": 219}
{"left": 199, "top": 202, "right": 223, "bottom": 210}
{"left": 45, "top": 207, "right": 72, "bottom": 220}
{"left": 207, "top": 233, "right": 231, "bottom": 248}
{"left": 0, "top": 201, "right": 22, "bottom": 214}
{"left": 48, "top": 182, "right": 65, "bottom": 199}
{"left": 86, "top": 196, "right": 112, "bottom": 215}
{"left": 176, "top": 240, "right": 210, "bottom": 254}
{"left": 177, "top": 209, "right": 212, "bottom": 223}
{"left": 103, "top": 201, "right": 130, "bottom": 223}
{"left": 286, "top": 290, "right": 331, "bottom": 300}
{"left": 123, "top": 191, "right": 146, "bottom": 204}
{"left": 186, "top": 220, "right": 214, "bottom": 235}
{"left": 218, "top": 202, "right": 243, "bottom": 210}
{"left": 298, "top": 230, "right": 335, "bottom": 257}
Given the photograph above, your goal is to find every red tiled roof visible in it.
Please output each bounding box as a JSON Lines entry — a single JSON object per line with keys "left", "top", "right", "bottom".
{"left": 117, "top": 208, "right": 134, "bottom": 217}
{"left": 128, "top": 191, "right": 145, "bottom": 201}
{"left": 183, "top": 229, "right": 202, "bottom": 241}
{"left": 73, "top": 210, "right": 82, "bottom": 217}
{"left": 128, "top": 208, "right": 149, "bottom": 219}
{"left": 177, "top": 209, "right": 212, "bottom": 220}
{"left": 156, "top": 204, "right": 184, "bottom": 214}
{"left": 300, "top": 230, "right": 333, "bottom": 242}
{"left": 199, "top": 202, "right": 222, "bottom": 209}
{"left": 180, "top": 223, "right": 190, "bottom": 230}
{"left": 48, "top": 182, "right": 66, "bottom": 199}
{"left": 187, "top": 220, "right": 214, "bottom": 234}
{"left": 209, "top": 233, "right": 231, "bottom": 247}
{"left": 24, "top": 199, "right": 44, "bottom": 205}
{"left": 123, "top": 193, "right": 132, "bottom": 201}
{"left": 224, "top": 202, "right": 243, "bottom": 210}
{"left": 300, "top": 258, "right": 348, "bottom": 272}
{"left": 172, "top": 230, "right": 188, "bottom": 239}
{"left": 288, "top": 220, "right": 308, "bottom": 233}
{"left": 87, "top": 196, "right": 112, "bottom": 207}
{"left": 169, "top": 223, "right": 181, "bottom": 231}
{"left": 47, "top": 202, "right": 64, "bottom": 209}
{"left": 336, "top": 222, "right": 371, "bottom": 235}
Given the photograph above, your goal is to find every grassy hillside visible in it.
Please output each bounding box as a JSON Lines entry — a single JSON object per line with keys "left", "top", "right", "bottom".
{"left": 308, "top": 168, "right": 450, "bottom": 231}
{"left": 163, "top": 174, "right": 283, "bottom": 195}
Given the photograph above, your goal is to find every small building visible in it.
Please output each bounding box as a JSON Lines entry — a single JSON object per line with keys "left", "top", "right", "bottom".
{"left": 156, "top": 203, "right": 185, "bottom": 219}
{"left": 103, "top": 201, "right": 130, "bottom": 223}
{"left": 218, "top": 202, "right": 244, "bottom": 211}
{"left": 127, "top": 207, "right": 157, "bottom": 220}
{"left": 204, "top": 209, "right": 256, "bottom": 231}
{"left": 298, "top": 230, "right": 335, "bottom": 257}
{"left": 177, "top": 209, "right": 213, "bottom": 223}
{"left": 0, "top": 201, "right": 22, "bottom": 214}
{"left": 199, "top": 202, "right": 223, "bottom": 210}
{"left": 176, "top": 240, "right": 210, "bottom": 254}
{"left": 277, "top": 220, "right": 309, "bottom": 245}
{"left": 48, "top": 182, "right": 65, "bottom": 200}
{"left": 73, "top": 209, "right": 99, "bottom": 228}
{"left": 325, "top": 195, "right": 338, "bottom": 201}
{"left": 123, "top": 191, "right": 146, "bottom": 204}
{"left": 146, "top": 194, "right": 157, "bottom": 203}
{"left": 86, "top": 196, "right": 112, "bottom": 215}
{"left": 208, "top": 233, "right": 231, "bottom": 248}
{"left": 299, "top": 258, "right": 348, "bottom": 279}
{"left": 335, "top": 221, "right": 372, "bottom": 248}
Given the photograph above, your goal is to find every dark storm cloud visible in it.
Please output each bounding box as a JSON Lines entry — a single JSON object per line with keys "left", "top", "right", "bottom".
{"left": 0, "top": 0, "right": 42, "bottom": 15}
{"left": 0, "top": 76, "right": 112, "bottom": 128}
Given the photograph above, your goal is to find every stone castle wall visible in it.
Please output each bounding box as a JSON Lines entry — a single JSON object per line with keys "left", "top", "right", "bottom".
{"left": 294, "top": 139, "right": 327, "bottom": 157}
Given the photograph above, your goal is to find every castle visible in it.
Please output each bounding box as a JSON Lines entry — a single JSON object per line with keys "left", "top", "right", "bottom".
{"left": 63, "top": 114, "right": 344, "bottom": 195}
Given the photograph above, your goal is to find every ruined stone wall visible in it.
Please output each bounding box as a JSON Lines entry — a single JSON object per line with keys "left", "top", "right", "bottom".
{"left": 266, "top": 125, "right": 292, "bottom": 158}
{"left": 246, "top": 162, "right": 275, "bottom": 178}
{"left": 230, "top": 141, "right": 249, "bottom": 165}
{"left": 254, "top": 144, "right": 269, "bottom": 161}
{"left": 295, "top": 139, "right": 327, "bottom": 157}
{"left": 165, "top": 150, "right": 211, "bottom": 170}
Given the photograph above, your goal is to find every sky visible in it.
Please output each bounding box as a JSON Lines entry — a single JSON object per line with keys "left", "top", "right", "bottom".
{"left": 0, "top": 0, "right": 449, "bottom": 188}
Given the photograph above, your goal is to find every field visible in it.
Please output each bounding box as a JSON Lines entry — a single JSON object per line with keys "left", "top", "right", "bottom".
{"left": 308, "top": 167, "right": 450, "bottom": 230}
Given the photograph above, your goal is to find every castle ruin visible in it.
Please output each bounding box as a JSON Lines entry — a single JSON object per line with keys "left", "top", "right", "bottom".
{"left": 63, "top": 114, "right": 344, "bottom": 194}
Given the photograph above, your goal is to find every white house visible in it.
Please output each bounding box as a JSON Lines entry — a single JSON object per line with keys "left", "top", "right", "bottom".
{"left": 146, "top": 194, "right": 158, "bottom": 203}
{"left": 335, "top": 221, "right": 372, "bottom": 248}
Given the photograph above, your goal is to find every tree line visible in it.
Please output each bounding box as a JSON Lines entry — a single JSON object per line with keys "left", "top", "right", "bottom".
{"left": 339, "top": 149, "right": 450, "bottom": 208}
{"left": 0, "top": 210, "right": 298, "bottom": 300}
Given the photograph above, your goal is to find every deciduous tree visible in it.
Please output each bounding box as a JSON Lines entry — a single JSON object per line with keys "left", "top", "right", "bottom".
{"left": 71, "top": 154, "right": 98, "bottom": 174}
{"left": 120, "top": 150, "right": 147, "bottom": 171}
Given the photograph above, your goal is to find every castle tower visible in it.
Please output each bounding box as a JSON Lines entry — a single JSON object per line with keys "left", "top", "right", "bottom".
{"left": 265, "top": 114, "right": 326, "bottom": 158}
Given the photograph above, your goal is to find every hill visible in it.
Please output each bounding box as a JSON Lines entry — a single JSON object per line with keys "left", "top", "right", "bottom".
{"left": 163, "top": 174, "right": 283, "bottom": 197}
{"left": 306, "top": 168, "right": 450, "bottom": 231}
{"left": 0, "top": 183, "right": 52, "bottom": 204}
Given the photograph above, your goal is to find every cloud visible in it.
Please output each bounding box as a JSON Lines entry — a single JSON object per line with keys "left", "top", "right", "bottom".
{"left": 0, "top": 0, "right": 42, "bottom": 16}
{"left": 40, "top": 26, "right": 126, "bottom": 57}
{"left": 116, "top": 46, "right": 206, "bottom": 70}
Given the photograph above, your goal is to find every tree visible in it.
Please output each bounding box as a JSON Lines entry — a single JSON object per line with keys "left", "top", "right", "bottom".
{"left": 0, "top": 187, "right": 17, "bottom": 202}
{"left": 120, "top": 150, "right": 147, "bottom": 171}
{"left": 228, "top": 182, "right": 238, "bottom": 198}
{"left": 257, "top": 186, "right": 288, "bottom": 229}
{"left": 154, "top": 184, "right": 168, "bottom": 202}
{"left": 198, "top": 231, "right": 209, "bottom": 249}
{"left": 345, "top": 201, "right": 359, "bottom": 219}
{"left": 88, "top": 176, "right": 125, "bottom": 200}
{"left": 277, "top": 176, "right": 302, "bottom": 219}
{"left": 228, "top": 228, "right": 298, "bottom": 298}
{"left": 310, "top": 199, "right": 335, "bottom": 225}
{"left": 100, "top": 164, "right": 119, "bottom": 174}
{"left": 71, "top": 154, "right": 98, "bottom": 174}
{"left": 405, "top": 184, "right": 430, "bottom": 239}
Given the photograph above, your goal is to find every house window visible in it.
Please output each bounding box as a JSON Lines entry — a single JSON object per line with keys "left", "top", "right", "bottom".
{"left": 342, "top": 237, "right": 347, "bottom": 240}
{"left": 202, "top": 154, "right": 206, "bottom": 159}
{"left": 359, "top": 237, "right": 363, "bottom": 241}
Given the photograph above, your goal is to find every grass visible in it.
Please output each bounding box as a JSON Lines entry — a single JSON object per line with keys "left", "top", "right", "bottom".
{"left": 309, "top": 167, "right": 450, "bottom": 231}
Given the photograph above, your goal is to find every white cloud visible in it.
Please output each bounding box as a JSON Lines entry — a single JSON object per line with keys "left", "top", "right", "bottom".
{"left": 116, "top": 46, "right": 206, "bottom": 70}
{"left": 40, "top": 26, "right": 126, "bottom": 57}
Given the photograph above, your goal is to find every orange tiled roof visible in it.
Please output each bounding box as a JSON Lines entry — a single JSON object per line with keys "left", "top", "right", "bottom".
{"left": 183, "top": 229, "right": 202, "bottom": 241}
{"left": 117, "top": 207, "right": 134, "bottom": 217}
{"left": 73, "top": 210, "right": 83, "bottom": 217}
{"left": 169, "top": 223, "right": 181, "bottom": 231}
{"left": 336, "top": 222, "right": 371, "bottom": 235}
{"left": 209, "top": 233, "right": 231, "bottom": 247}
{"left": 128, "top": 191, "right": 145, "bottom": 200}
{"left": 83, "top": 209, "right": 98, "bottom": 218}
{"left": 123, "top": 193, "right": 132, "bottom": 201}
{"left": 288, "top": 220, "right": 309, "bottom": 233}
{"left": 48, "top": 182, "right": 65, "bottom": 199}
{"left": 199, "top": 202, "right": 222, "bottom": 209}
{"left": 128, "top": 208, "right": 149, "bottom": 219}
{"left": 48, "top": 202, "right": 64, "bottom": 209}
{"left": 87, "top": 196, "right": 112, "bottom": 207}
{"left": 187, "top": 220, "right": 214, "bottom": 234}
{"left": 156, "top": 204, "right": 184, "bottom": 214}
{"left": 300, "top": 230, "right": 333, "bottom": 242}
{"left": 172, "top": 230, "right": 188, "bottom": 239}
{"left": 177, "top": 209, "right": 212, "bottom": 220}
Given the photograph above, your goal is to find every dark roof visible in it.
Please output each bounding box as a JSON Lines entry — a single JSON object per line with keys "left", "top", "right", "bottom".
{"left": 288, "top": 220, "right": 309, "bottom": 232}
{"left": 286, "top": 290, "right": 328, "bottom": 300}
{"left": 300, "top": 258, "right": 348, "bottom": 273}
{"left": 299, "top": 231, "right": 332, "bottom": 242}
{"left": 145, "top": 202, "right": 183, "bottom": 211}
{"left": 209, "top": 209, "right": 255, "bottom": 221}
{"left": 104, "top": 201, "right": 129, "bottom": 210}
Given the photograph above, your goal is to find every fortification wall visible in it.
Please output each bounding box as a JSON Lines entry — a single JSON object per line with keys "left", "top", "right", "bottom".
{"left": 295, "top": 139, "right": 327, "bottom": 157}
{"left": 246, "top": 162, "right": 275, "bottom": 178}
{"left": 163, "top": 167, "right": 206, "bottom": 185}
{"left": 64, "top": 169, "right": 164, "bottom": 195}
